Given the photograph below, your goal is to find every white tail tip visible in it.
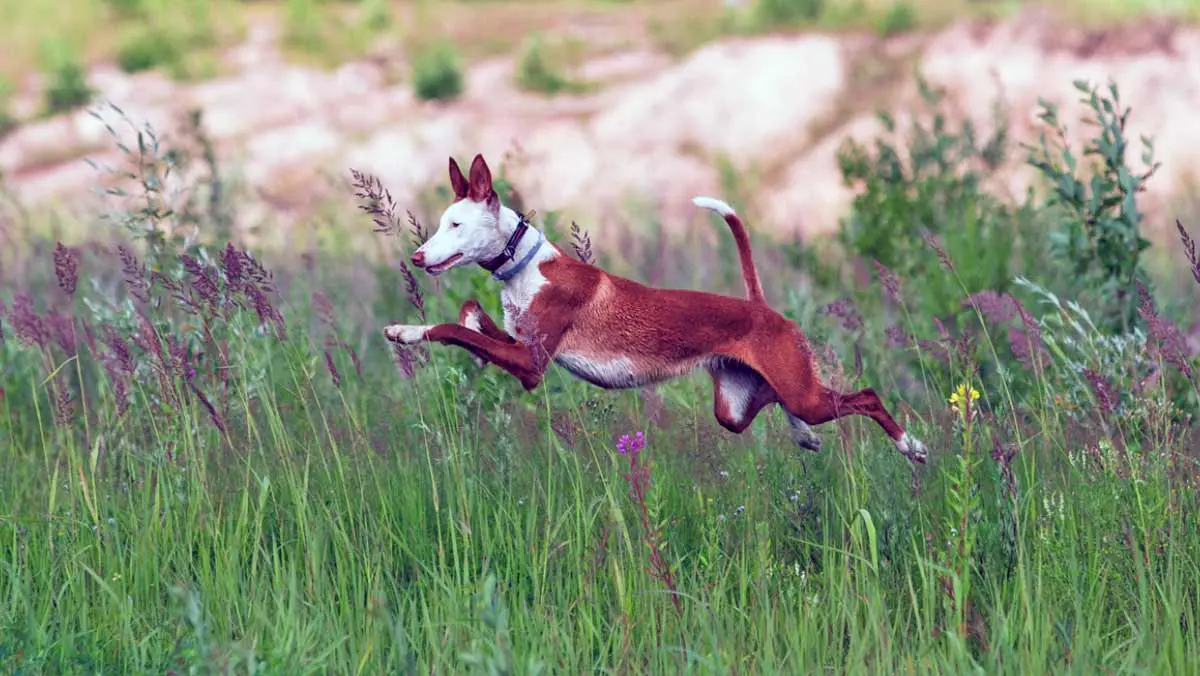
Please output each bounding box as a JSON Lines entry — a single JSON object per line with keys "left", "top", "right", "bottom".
{"left": 692, "top": 196, "right": 735, "bottom": 217}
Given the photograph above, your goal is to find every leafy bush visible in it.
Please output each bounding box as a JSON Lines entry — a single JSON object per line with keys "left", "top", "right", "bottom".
{"left": 40, "top": 39, "right": 93, "bottom": 114}
{"left": 412, "top": 42, "right": 464, "bottom": 102}
{"left": 876, "top": 1, "right": 917, "bottom": 36}
{"left": 103, "top": 0, "right": 144, "bottom": 17}
{"left": 116, "top": 28, "right": 181, "bottom": 74}
{"left": 283, "top": 0, "right": 324, "bottom": 54}
{"left": 515, "top": 34, "right": 584, "bottom": 96}
{"left": 361, "top": 0, "right": 391, "bottom": 31}
{"left": 0, "top": 77, "right": 16, "bottom": 139}
{"left": 833, "top": 74, "right": 1027, "bottom": 322}
{"left": 753, "top": 0, "right": 824, "bottom": 26}
{"left": 1023, "top": 80, "right": 1158, "bottom": 334}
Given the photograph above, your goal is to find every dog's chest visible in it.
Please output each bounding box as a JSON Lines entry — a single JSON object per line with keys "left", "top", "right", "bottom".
{"left": 500, "top": 267, "right": 549, "bottom": 337}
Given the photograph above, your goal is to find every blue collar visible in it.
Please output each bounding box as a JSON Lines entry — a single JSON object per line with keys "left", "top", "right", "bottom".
{"left": 492, "top": 228, "right": 544, "bottom": 282}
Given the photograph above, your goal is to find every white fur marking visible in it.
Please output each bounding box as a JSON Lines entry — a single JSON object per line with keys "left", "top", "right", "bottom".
{"left": 498, "top": 223, "right": 557, "bottom": 336}
{"left": 895, "top": 432, "right": 928, "bottom": 462}
{"left": 554, "top": 353, "right": 641, "bottom": 389}
{"left": 384, "top": 324, "right": 431, "bottom": 345}
{"left": 462, "top": 310, "right": 482, "bottom": 333}
{"left": 714, "top": 368, "right": 758, "bottom": 422}
{"left": 692, "top": 196, "right": 736, "bottom": 217}
{"left": 460, "top": 310, "right": 487, "bottom": 368}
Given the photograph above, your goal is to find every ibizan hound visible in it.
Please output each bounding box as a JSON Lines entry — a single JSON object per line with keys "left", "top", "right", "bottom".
{"left": 384, "top": 154, "right": 928, "bottom": 464}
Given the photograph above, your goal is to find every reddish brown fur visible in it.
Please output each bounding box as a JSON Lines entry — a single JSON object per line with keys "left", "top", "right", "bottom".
{"left": 391, "top": 155, "right": 924, "bottom": 464}
{"left": 711, "top": 209, "right": 767, "bottom": 305}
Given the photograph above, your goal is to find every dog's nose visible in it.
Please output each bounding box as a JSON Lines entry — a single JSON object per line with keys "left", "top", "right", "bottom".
{"left": 410, "top": 251, "right": 425, "bottom": 268}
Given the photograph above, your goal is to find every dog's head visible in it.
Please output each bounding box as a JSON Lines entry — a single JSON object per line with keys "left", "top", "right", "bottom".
{"left": 410, "top": 154, "right": 507, "bottom": 276}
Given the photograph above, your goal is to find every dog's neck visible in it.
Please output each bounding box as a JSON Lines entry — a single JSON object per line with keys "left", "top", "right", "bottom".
{"left": 481, "top": 206, "right": 548, "bottom": 283}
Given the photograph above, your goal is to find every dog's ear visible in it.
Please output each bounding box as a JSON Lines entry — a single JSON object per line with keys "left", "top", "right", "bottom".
{"left": 467, "top": 153, "right": 494, "bottom": 203}
{"left": 448, "top": 157, "right": 469, "bottom": 201}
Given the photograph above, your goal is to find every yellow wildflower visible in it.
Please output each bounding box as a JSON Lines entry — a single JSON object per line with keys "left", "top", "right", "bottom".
{"left": 948, "top": 382, "right": 980, "bottom": 415}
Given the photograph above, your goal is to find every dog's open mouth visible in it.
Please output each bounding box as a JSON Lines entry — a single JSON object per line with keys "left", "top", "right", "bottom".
{"left": 425, "top": 253, "right": 463, "bottom": 276}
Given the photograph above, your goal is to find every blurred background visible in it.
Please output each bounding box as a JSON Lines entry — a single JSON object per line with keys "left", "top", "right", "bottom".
{"left": 1, "top": 0, "right": 1198, "bottom": 245}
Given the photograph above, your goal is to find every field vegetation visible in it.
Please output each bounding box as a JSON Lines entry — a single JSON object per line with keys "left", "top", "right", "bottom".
{"left": 1, "top": 66, "right": 1199, "bottom": 673}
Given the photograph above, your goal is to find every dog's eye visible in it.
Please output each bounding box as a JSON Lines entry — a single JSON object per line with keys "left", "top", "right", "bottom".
{"left": 451, "top": 222, "right": 461, "bottom": 228}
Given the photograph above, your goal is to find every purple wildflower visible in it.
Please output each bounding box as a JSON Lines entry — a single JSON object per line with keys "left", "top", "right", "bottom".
{"left": 922, "top": 231, "right": 954, "bottom": 272}
{"left": 1137, "top": 280, "right": 1193, "bottom": 379}
{"left": 44, "top": 312, "right": 77, "bottom": 356}
{"left": 885, "top": 323, "right": 909, "bottom": 349}
{"left": 615, "top": 429, "right": 680, "bottom": 616}
{"left": 9, "top": 293, "right": 47, "bottom": 349}
{"left": 186, "top": 377, "right": 226, "bottom": 434}
{"left": 1083, "top": 367, "right": 1118, "bottom": 415}
{"left": 872, "top": 259, "right": 902, "bottom": 306}
{"left": 81, "top": 320, "right": 97, "bottom": 353}
{"left": 53, "top": 242, "right": 80, "bottom": 297}
{"left": 398, "top": 262, "right": 425, "bottom": 321}
{"left": 117, "top": 244, "right": 151, "bottom": 304}
{"left": 312, "top": 291, "right": 335, "bottom": 328}
{"left": 989, "top": 433, "right": 1017, "bottom": 499}
{"left": 220, "top": 242, "right": 245, "bottom": 294}
{"left": 52, "top": 383, "right": 74, "bottom": 427}
{"left": 1177, "top": 220, "right": 1200, "bottom": 287}
{"left": 963, "top": 290, "right": 1016, "bottom": 325}
{"left": 391, "top": 344, "right": 416, "bottom": 379}
{"left": 181, "top": 254, "right": 221, "bottom": 315}
{"left": 344, "top": 344, "right": 363, "bottom": 378}
{"left": 617, "top": 431, "right": 646, "bottom": 456}
{"left": 103, "top": 360, "right": 131, "bottom": 417}
{"left": 1010, "top": 298, "right": 1046, "bottom": 369}
{"left": 407, "top": 210, "right": 428, "bottom": 248}
{"left": 571, "top": 221, "right": 595, "bottom": 265}
{"left": 103, "top": 326, "right": 135, "bottom": 375}
{"left": 824, "top": 297, "right": 863, "bottom": 333}
{"left": 350, "top": 169, "right": 405, "bottom": 238}
{"left": 324, "top": 348, "right": 342, "bottom": 388}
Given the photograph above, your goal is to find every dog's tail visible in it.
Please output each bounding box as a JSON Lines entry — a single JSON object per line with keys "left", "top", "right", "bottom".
{"left": 691, "top": 196, "right": 767, "bottom": 304}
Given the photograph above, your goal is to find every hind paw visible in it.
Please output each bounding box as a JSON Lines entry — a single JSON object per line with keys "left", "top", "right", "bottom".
{"left": 895, "top": 432, "right": 928, "bottom": 464}
{"left": 788, "top": 417, "right": 823, "bottom": 453}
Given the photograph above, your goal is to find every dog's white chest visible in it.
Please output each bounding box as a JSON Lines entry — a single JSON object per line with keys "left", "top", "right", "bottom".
{"left": 500, "top": 266, "right": 549, "bottom": 337}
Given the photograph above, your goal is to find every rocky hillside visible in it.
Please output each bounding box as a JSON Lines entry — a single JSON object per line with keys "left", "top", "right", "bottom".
{"left": 1, "top": 7, "right": 1197, "bottom": 239}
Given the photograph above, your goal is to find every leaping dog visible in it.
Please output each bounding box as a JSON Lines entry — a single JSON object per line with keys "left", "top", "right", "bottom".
{"left": 384, "top": 154, "right": 927, "bottom": 464}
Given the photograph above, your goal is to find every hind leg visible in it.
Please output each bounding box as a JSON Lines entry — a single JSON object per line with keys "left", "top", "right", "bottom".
{"left": 784, "top": 386, "right": 926, "bottom": 463}
{"left": 708, "top": 361, "right": 777, "bottom": 434}
{"left": 749, "top": 337, "right": 927, "bottom": 463}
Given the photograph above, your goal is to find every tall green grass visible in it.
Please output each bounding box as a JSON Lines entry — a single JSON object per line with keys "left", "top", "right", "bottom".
{"left": 1, "top": 78, "right": 1198, "bottom": 674}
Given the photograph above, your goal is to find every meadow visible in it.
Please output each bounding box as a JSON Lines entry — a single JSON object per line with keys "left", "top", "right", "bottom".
{"left": 2, "top": 64, "right": 1200, "bottom": 675}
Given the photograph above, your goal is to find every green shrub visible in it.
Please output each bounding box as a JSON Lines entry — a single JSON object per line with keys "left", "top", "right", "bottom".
{"left": 832, "top": 74, "right": 1027, "bottom": 321}
{"left": 103, "top": 0, "right": 144, "bottom": 17}
{"left": 0, "top": 77, "right": 16, "bottom": 139}
{"left": 283, "top": 0, "right": 324, "bottom": 54}
{"left": 1023, "top": 80, "right": 1157, "bottom": 334}
{"left": 39, "top": 39, "right": 93, "bottom": 114}
{"left": 412, "top": 42, "right": 464, "bottom": 102}
{"left": 753, "top": 0, "right": 824, "bottom": 27}
{"left": 876, "top": 1, "right": 917, "bottom": 36}
{"left": 515, "top": 34, "right": 583, "bottom": 96}
{"left": 116, "top": 28, "right": 181, "bottom": 74}
{"left": 361, "top": 0, "right": 391, "bottom": 31}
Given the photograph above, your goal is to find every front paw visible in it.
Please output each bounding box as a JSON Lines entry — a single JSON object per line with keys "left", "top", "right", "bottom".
{"left": 384, "top": 324, "right": 430, "bottom": 345}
